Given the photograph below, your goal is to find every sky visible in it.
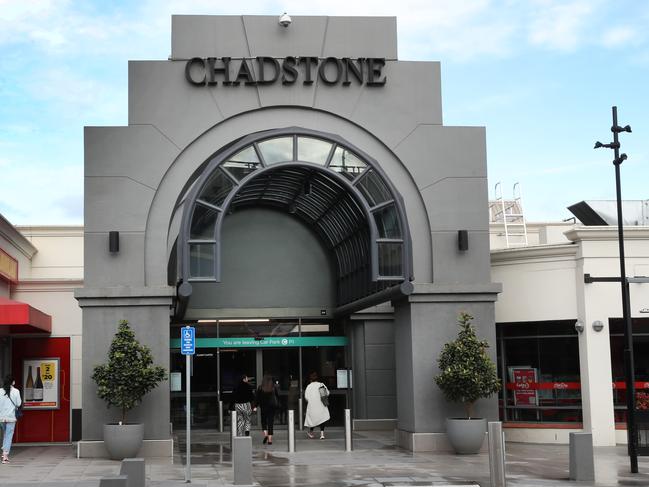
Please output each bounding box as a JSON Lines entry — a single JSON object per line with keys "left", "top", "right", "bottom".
{"left": 0, "top": 0, "right": 647, "bottom": 225}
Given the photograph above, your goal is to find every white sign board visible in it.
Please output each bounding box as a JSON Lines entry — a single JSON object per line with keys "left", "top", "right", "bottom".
{"left": 170, "top": 372, "right": 182, "bottom": 392}
{"left": 337, "top": 369, "right": 352, "bottom": 389}
{"left": 23, "top": 358, "right": 60, "bottom": 410}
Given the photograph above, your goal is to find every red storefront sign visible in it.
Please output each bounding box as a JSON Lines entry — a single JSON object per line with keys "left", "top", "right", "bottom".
{"left": 511, "top": 368, "right": 538, "bottom": 405}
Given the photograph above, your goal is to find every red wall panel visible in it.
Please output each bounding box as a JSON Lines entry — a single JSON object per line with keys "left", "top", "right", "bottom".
{"left": 11, "top": 337, "right": 70, "bottom": 442}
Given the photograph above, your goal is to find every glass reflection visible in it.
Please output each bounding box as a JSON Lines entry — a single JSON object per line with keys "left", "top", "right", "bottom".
{"left": 199, "top": 169, "right": 235, "bottom": 208}
{"left": 190, "top": 204, "right": 219, "bottom": 240}
{"left": 357, "top": 170, "right": 392, "bottom": 207}
{"left": 223, "top": 146, "right": 261, "bottom": 181}
{"left": 373, "top": 204, "right": 401, "bottom": 238}
{"left": 297, "top": 137, "right": 332, "bottom": 165}
{"left": 329, "top": 147, "right": 367, "bottom": 180}
{"left": 189, "top": 243, "right": 215, "bottom": 278}
{"left": 258, "top": 137, "right": 293, "bottom": 164}
{"left": 378, "top": 242, "right": 402, "bottom": 277}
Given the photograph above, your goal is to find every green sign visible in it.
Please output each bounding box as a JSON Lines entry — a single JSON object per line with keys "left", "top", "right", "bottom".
{"left": 170, "top": 336, "right": 347, "bottom": 349}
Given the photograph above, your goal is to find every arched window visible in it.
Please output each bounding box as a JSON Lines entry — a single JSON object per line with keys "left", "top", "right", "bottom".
{"left": 179, "top": 128, "right": 412, "bottom": 306}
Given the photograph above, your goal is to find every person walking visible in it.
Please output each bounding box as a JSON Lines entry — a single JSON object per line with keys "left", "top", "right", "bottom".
{"left": 0, "top": 375, "right": 22, "bottom": 464}
{"left": 304, "top": 371, "right": 329, "bottom": 439}
{"left": 256, "top": 374, "right": 280, "bottom": 445}
{"left": 232, "top": 374, "right": 256, "bottom": 437}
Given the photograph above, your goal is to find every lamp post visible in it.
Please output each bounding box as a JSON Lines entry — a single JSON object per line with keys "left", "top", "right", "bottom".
{"left": 594, "top": 106, "right": 636, "bottom": 473}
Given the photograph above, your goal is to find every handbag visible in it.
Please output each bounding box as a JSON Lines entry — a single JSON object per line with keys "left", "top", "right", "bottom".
{"left": 8, "top": 394, "right": 22, "bottom": 419}
{"left": 318, "top": 384, "right": 329, "bottom": 407}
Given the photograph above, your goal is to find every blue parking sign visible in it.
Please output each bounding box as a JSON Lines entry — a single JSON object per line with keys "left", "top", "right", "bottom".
{"left": 181, "top": 326, "right": 195, "bottom": 355}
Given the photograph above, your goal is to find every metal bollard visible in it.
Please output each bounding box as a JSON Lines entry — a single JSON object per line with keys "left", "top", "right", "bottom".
{"left": 231, "top": 410, "right": 237, "bottom": 445}
{"left": 488, "top": 421, "right": 506, "bottom": 487}
{"left": 344, "top": 408, "right": 352, "bottom": 452}
{"left": 288, "top": 410, "right": 295, "bottom": 452}
{"left": 219, "top": 400, "right": 224, "bottom": 433}
{"left": 298, "top": 398, "right": 303, "bottom": 431}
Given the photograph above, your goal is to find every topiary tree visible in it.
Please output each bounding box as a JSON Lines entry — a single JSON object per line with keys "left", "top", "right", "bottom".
{"left": 434, "top": 312, "right": 500, "bottom": 418}
{"left": 92, "top": 320, "right": 166, "bottom": 424}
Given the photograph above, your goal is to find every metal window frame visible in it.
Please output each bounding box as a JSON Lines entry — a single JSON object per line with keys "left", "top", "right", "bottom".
{"left": 178, "top": 127, "right": 413, "bottom": 294}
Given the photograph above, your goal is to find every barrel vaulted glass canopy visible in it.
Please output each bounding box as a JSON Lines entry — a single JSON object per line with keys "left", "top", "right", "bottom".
{"left": 178, "top": 128, "right": 412, "bottom": 308}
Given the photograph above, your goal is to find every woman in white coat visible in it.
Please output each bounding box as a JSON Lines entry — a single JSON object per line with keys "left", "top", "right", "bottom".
{"left": 304, "top": 371, "right": 329, "bottom": 439}
{"left": 0, "top": 374, "right": 22, "bottom": 464}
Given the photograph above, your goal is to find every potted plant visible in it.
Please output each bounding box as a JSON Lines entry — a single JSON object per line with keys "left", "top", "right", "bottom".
{"left": 434, "top": 312, "right": 500, "bottom": 454}
{"left": 92, "top": 320, "right": 166, "bottom": 460}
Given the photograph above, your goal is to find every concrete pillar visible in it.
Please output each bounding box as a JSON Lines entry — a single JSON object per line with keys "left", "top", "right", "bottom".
{"left": 75, "top": 286, "right": 175, "bottom": 457}
{"left": 393, "top": 283, "right": 500, "bottom": 451}
{"left": 577, "top": 277, "right": 616, "bottom": 446}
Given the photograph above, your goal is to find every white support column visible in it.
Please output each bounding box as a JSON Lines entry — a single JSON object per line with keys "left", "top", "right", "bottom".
{"left": 577, "top": 274, "right": 616, "bottom": 446}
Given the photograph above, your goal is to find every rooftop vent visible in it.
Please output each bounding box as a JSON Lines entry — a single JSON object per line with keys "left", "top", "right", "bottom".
{"left": 567, "top": 200, "right": 649, "bottom": 226}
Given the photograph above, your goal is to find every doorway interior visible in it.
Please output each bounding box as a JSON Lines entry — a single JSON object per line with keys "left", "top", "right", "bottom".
{"left": 170, "top": 318, "right": 350, "bottom": 430}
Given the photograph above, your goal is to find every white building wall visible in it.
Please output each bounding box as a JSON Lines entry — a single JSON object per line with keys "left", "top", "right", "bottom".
{"left": 13, "top": 226, "right": 83, "bottom": 410}
{"left": 491, "top": 245, "right": 578, "bottom": 323}
{"left": 492, "top": 224, "right": 649, "bottom": 446}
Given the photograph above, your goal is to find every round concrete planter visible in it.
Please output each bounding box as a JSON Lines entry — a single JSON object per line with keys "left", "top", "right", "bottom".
{"left": 103, "top": 423, "right": 144, "bottom": 460}
{"left": 446, "top": 417, "right": 486, "bottom": 454}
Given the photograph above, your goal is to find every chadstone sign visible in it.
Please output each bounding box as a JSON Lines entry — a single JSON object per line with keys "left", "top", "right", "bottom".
{"left": 185, "top": 56, "right": 387, "bottom": 87}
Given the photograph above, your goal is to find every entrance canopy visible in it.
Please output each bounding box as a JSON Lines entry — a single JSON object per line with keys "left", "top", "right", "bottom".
{"left": 0, "top": 296, "right": 52, "bottom": 334}
{"left": 176, "top": 127, "right": 413, "bottom": 315}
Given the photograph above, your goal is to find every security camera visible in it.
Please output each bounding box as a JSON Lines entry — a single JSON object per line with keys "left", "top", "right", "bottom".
{"left": 279, "top": 12, "right": 291, "bottom": 28}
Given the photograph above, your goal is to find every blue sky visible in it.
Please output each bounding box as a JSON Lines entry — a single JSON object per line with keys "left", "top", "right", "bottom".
{"left": 0, "top": 0, "right": 647, "bottom": 225}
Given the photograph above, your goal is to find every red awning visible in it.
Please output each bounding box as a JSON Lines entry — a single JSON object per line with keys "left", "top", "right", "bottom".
{"left": 0, "top": 297, "right": 52, "bottom": 334}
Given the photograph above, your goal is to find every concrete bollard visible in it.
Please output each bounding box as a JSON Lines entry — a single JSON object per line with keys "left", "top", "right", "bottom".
{"left": 231, "top": 409, "right": 237, "bottom": 445}
{"left": 344, "top": 408, "right": 352, "bottom": 452}
{"left": 232, "top": 436, "right": 253, "bottom": 486}
{"left": 569, "top": 432, "right": 595, "bottom": 481}
{"left": 288, "top": 409, "right": 295, "bottom": 452}
{"left": 99, "top": 477, "right": 128, "bottom": 487}
{"left": 488, "top": 422, "right": 506, "bottom": 487}
{"left": 119, "top": 458, "right": 145, "bottom": 487}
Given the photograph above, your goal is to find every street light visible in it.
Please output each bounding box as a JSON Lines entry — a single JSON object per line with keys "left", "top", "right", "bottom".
{"left": 594, "top": 105, "right": 637, "bottom": 473}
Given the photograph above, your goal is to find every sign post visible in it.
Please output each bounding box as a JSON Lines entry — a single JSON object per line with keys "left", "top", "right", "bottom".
{"left": 181, "top": 325, "right": 195, "bottom": 483}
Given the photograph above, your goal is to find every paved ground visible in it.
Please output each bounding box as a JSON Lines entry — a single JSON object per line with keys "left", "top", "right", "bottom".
{"left": 0, "top": 429, "right": 648, "bottom": 486}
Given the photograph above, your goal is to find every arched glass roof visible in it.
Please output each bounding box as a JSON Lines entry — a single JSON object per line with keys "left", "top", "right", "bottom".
{"left": 178, "top": 128, "right": 412, "bottom": 307}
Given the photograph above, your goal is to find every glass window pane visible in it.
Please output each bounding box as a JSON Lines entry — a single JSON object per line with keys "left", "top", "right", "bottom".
{"left": 329, "top": 146, "right": 367, "bottom": 180}
{"left": 357, "top": 170, "right": 392, "bottom": 206}
{"left": 378, "top": 242, "right": 402, "bottom": 277}
{"left": 258, "top": 137, "right": 293, "bottom": 164}
{"left": 189, "top": 243, "right": 215, "bottom": 278}
{"left": 198, "top": 169, "right": 235, "bottom": 208}
{"left": 222, "top": 146, "right": 261, "bottom": 181}
{"left": 297, "top": 137, "right": 332, "bottom": 165}
{"left": 190, "top": 204, "right": 219, "bottom": 240}
{"left": 373, "top": 204, "right": 401, "bottom": 238}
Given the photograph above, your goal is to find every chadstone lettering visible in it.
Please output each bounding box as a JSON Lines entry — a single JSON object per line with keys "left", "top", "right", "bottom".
{"left": 185, "top": 56, "right": 387, "bottom": 87}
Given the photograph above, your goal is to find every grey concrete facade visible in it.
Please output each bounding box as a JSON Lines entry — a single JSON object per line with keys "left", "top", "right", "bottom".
{"left": 76, "top": 15, "right": 499, "bottom": 455}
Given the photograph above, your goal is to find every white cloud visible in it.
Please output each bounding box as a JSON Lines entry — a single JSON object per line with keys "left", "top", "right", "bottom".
{"left": 527, "top": 0, "right": 596, "bottom": 51}
{"left": 0, "top": 163, "right": 83, "bottom": 225}
{"left": 602, "top": 26, "right": 638, "bottom": 48}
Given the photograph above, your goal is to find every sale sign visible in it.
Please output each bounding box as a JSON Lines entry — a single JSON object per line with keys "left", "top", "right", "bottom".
{"left": 509, "top": 367, "right": 538, "bottom": 406}
{"left": 22, "top": 358, "right": 60, "bottom": 409}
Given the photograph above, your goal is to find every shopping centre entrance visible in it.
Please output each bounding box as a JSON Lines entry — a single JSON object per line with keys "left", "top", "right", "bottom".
{"left": 170, "top": 318, "right": 350, "bottom": 431}
{"left": 167, "top": 128, "right": 412, "bottom": 434}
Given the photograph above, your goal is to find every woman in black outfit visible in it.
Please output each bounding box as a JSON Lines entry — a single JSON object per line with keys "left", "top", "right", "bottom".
{"left": 256, "top": 374, "right": 280, "bottom": 445}
{"left": 232, "top": 374, "right": 256, "bottom": 436}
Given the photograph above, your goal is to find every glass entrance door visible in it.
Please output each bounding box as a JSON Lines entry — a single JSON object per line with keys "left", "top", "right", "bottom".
{"left": 220, "top": 349, "right": 257, "bottom": 408}
{"left": 261, "top": 348, "right": 300, "bottom": 426}
{"left": 170, "top": 318, "right": 349, "bottom": 431}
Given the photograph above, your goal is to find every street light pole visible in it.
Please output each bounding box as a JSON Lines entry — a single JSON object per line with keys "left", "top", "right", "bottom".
{"left": 594, "top": 105, "right": 637, "bottom": 473}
